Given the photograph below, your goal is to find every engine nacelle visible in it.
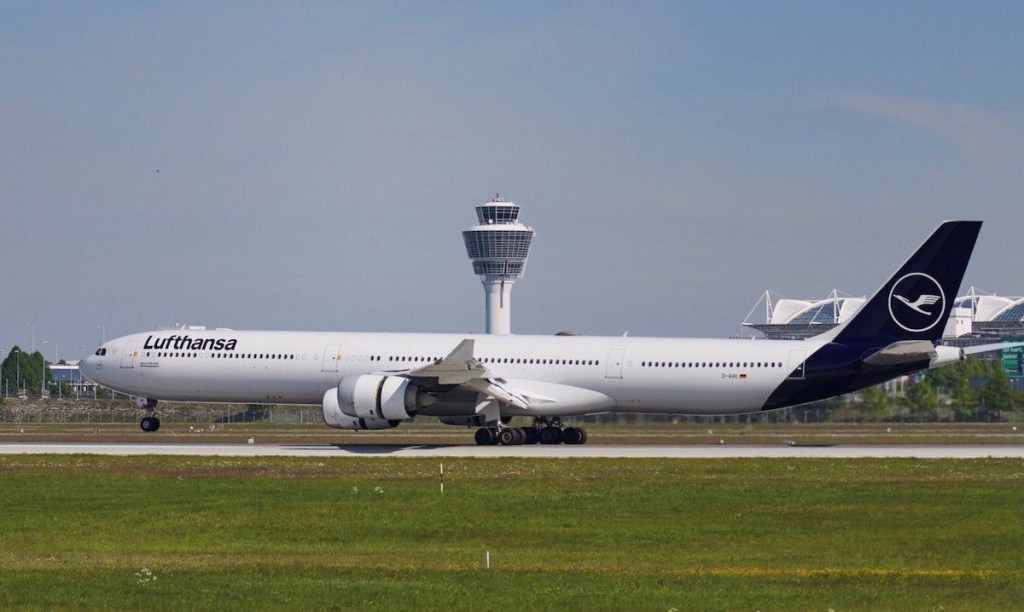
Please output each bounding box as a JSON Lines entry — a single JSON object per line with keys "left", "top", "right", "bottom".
{"left": 322, "top": 389, "right": 400, "bottom": 430}
{"left": 335, "top": 374, "right": 432, "bottom": 421}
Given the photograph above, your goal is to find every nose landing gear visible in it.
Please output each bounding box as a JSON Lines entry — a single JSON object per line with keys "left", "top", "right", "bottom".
{"left": 135, "top": 397, "right": 160, "bottom": 432}
{"left": 140, "top": 415, "right": 161, "bottom": 432}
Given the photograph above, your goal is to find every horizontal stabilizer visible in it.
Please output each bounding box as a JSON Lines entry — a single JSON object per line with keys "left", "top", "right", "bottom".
{"left": 963, "top": 341, "right": 1024, "bottom": 356}
{"left": 862, "top": 340, "right": 937, "bottom": 366}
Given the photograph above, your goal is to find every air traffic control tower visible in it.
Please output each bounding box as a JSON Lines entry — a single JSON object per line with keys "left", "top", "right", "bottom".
{"left": 462, "top": 195, "right": 535, "bottom": 335}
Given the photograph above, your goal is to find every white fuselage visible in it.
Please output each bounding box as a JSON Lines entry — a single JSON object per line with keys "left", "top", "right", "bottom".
{"left": 77, "top": 221, "right": 985, "bottom": 431}
{"left": 81, "top": 329, "right": 816, "bottom": 416}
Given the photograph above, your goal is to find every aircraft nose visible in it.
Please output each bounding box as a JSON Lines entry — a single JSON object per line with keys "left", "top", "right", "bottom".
{"left": 80, "top": 352, "right": 100, "bottom": 380}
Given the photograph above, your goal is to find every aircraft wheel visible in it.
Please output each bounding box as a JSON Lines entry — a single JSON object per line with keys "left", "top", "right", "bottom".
{"left": 140, "top": 416, "right": 161, "bottom": 433}
{"left": 539, "top": 427, "right": 563, "bottom": 445}
{"left": 522, "top": 428, "right": 540, "bottom": 445}
{"left": 578, "top": 428, "right": 588, "bottom": 444}
{"left": 498, "top": 428, "right": 518, "bottom": 446}
{"left": 563, "top": 427, "right": 584, "bottom": 445}
{"left": 475, "top": 427, "right": 498, "bottom": 446}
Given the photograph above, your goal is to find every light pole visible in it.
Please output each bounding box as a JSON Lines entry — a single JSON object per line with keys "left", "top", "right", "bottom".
{"left": 14, "top": 348, "right": 20, "bottom": 397}
{"left": 96, "top": 324, "right": 106, "bottom": 345}
{"left": 44, "top": 340, "right": 58, "bottom": 363}
{"left": 44, "top": 341, "right": 59, "bottom": 399}
{"left": 78, "top": 346, "right": 85, "bottom": 399}
{"left": 26, "top": 321, "right": 35, "bottom": 352}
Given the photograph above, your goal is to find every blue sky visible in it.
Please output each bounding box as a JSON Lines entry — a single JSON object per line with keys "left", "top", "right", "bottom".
{"left": 1, "top": 1, "right": 1021, "bottom": 360}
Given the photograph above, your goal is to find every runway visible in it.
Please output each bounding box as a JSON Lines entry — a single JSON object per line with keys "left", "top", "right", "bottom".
{"left": 0, "top": 443, "right": 1021, "bottom": 458}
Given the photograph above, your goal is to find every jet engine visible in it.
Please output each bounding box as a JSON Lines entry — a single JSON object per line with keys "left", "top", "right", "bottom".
{"left": 322, "top": 389, "right": 400, "bottom": 430}
{"left": 334, "top": 374, "right": 435, "bottom": 421}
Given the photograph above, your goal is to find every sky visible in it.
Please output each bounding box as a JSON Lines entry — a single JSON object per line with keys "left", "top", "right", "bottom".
{"left": 1, "top": 1, "right": 1022, "bottom": 362}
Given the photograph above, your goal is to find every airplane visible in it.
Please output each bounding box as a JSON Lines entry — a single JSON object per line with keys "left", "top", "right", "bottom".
{"left": 80, "top": 220, "right": 1011, "bottom": 445}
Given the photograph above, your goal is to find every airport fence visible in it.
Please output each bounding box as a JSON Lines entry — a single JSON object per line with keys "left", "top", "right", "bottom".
{"left": 0, "top": 400, "right": 324, "bottom": 425}
{"left": 0, "top": 399, "right": 1018, "bottom": 425}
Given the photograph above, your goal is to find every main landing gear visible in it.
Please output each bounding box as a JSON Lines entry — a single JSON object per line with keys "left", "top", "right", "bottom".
{"left": 474, "top": 418, "right": 588, "bottom": 446}
{"left": 135, "top": 397, "right": 160, "bottom": 432}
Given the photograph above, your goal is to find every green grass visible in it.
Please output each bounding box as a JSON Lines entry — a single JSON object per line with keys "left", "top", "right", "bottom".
{"left": 3, "top": 420, "right": 1023, "bottom": 446}
{"left": 0, "top": 457, "right": 1020, "bottom": 610}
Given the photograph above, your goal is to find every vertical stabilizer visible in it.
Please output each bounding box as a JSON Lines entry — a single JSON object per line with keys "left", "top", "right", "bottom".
{"left": 824, "top": 221, "right": 981, "bottom": 344}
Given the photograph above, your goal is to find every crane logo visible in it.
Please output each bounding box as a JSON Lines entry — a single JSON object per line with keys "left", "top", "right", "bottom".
{"left": 888, "top": 273, "right": 945, "bottom": 332}
{"left": 894, "top": 293, "right": 940, "bottom": 315}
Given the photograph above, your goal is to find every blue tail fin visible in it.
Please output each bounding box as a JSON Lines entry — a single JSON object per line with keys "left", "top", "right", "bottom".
{"left": 826, "top": 221, "right": 981, "bottom": 345}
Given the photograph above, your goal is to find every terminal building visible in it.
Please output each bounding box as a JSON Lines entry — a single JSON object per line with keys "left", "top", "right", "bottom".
{"left": 743, "top": 287, "right": 1024, "bottom": 341}
{"left": 50, "top": 361, "right": 97, "bottom": 397}
{"left": 742, "top": 287, "right": 1024, "bottom": 385}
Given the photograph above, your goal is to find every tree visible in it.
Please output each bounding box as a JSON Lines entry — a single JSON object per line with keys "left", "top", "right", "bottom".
{"left": 1, "top": 347, "right": 22, "bottom": 393}
{"left": 982, "top": 365, "right": 1016, "bottom": 419}
{"left": 860, "top": 385, "right": 892, "bottom": 421}
{"left": 1, "top": 347, "right": 28, "bottom": 395}
{"left": 1, "top": 347, "right": 51, "bottom": 396}
{"left": 951, "top": 376, "right": 978, "bottom": 421}
{"left": 905, "top": 380, "right": 939, "bottom": 420}
{"left": 924, "top": 361, "right": 961, "bottom": 392}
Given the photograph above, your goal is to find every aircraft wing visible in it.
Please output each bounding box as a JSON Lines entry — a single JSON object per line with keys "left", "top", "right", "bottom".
{"left": 378, "top": 339, "right": 523, "bottom": 399}
{"left": 399, "top": 339, "right": 491, "bottom": 386}
{"left": 384, "top": 339, "right": 613, "bottom": 415}
{"left": 462, "top": 377, "right": 532, "bottom": 410}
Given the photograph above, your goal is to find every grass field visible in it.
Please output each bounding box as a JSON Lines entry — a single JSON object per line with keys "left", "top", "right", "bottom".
{"left": 0, "top": 456, "right": 1020, "bottom": 610}
{"left": 1, "top": 420, "right": 1023, "bottom": 446}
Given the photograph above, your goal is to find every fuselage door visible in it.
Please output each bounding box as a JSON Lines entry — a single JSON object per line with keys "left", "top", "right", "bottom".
{"left": 120, "top": 341, "right": 138, "bottom": 369}
{"left": 787, "top": 349, "right": 807, "bottom": 380}
{"left": 605, "top": 348, "right": 625, "bottom": 379}
{"left": 322, "top": 343, "right": 341, "bottom": 373}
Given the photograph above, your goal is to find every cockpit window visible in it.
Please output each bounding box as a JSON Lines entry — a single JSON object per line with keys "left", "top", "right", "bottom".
{"left": 94, "top": 348, "right": 107, "bottom": 356}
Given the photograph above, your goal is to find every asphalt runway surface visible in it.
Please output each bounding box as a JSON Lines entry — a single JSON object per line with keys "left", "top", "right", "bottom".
{"left": 0, "top": 443, "right": 1021, "bottom": 458}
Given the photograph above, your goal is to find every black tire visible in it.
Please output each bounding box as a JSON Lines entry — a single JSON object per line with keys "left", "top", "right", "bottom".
{"left": 498, "top": 428, "right": 517, "bottom": 446}
{"left": 563, "top": 427, "right": 583, "bottom": 445}
{"left": 475, "top": 427, "right": 497, "bottom": 445}
{"left": 140, "top": 416, "right": 160, "bottom": 433}
{"left": 522, "top": 428, "right": 540, "bottom": 445}
{"left": 578, "top": 427, "right": 587, "bottom": 444}
{"left": 539, "top": 427, "right": 563, "bottom": 445}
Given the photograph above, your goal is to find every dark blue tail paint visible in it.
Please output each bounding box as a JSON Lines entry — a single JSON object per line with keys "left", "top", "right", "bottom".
{"left": 830, "top": 221, "right": 981, "bottom": 345}
{"left": 763, "top": 221, "right": 981, "bottom": 410}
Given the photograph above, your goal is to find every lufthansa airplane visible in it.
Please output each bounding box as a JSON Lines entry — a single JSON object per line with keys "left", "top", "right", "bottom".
{"left": 81, "top": 221, "right": 1004, "bottom": 445}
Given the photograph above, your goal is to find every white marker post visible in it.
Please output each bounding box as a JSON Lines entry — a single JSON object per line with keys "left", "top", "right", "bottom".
{"left": 440, "top": 463, "right": 444, "bottom": 494}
